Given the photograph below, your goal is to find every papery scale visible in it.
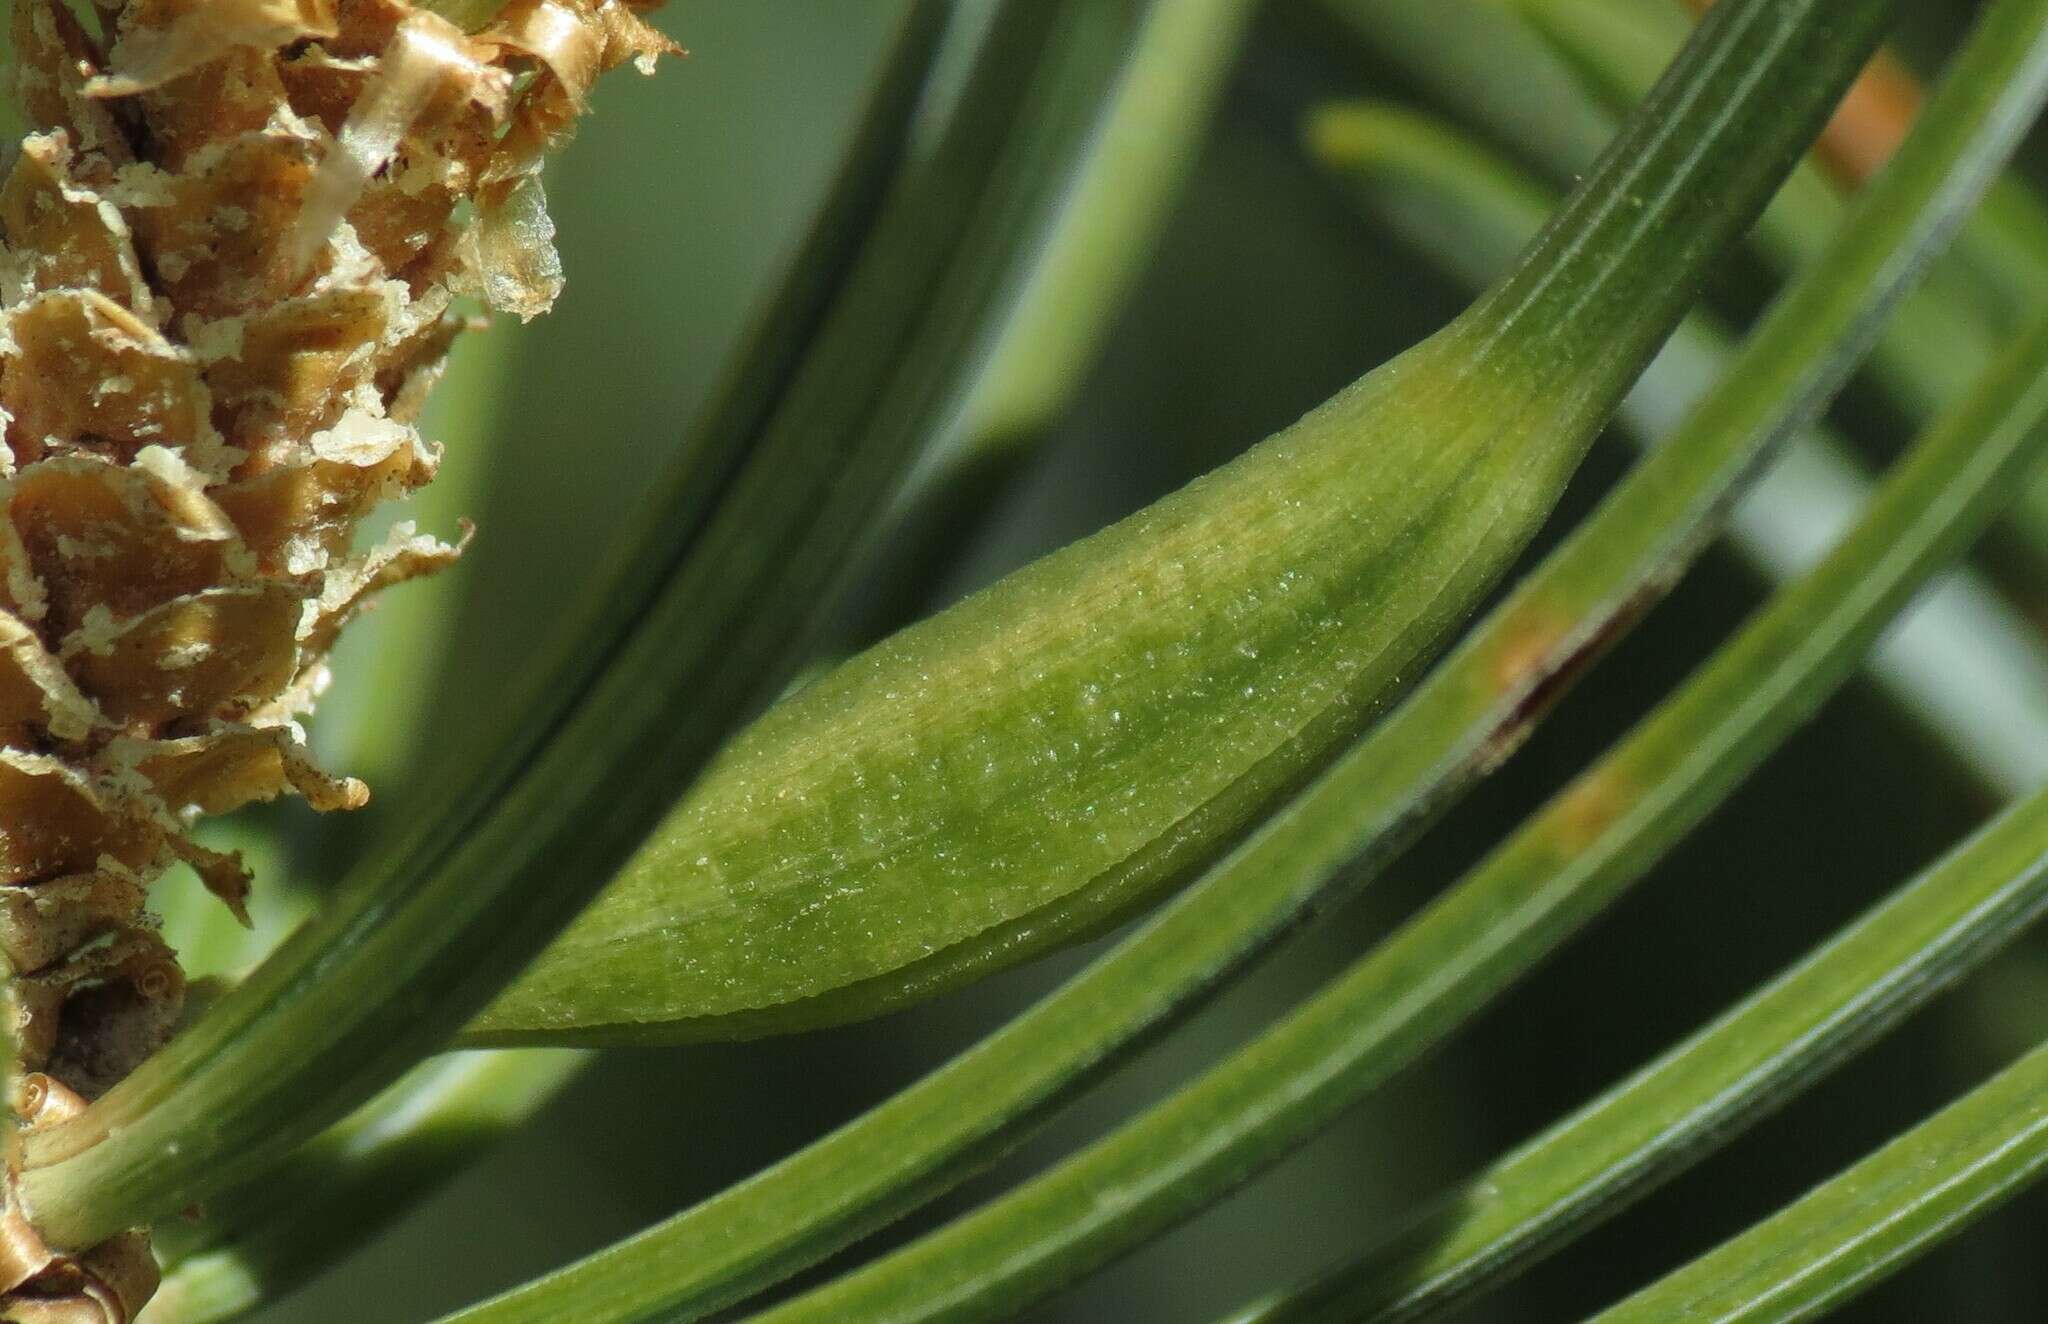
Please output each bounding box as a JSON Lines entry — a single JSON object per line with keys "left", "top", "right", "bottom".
{"left": 0, "top": 0, "right": 672, "bottom": 1317}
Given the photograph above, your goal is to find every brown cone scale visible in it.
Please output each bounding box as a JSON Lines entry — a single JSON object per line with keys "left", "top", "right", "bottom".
{"left": 0, "top": 1, "right": 673, "bottom": 1316}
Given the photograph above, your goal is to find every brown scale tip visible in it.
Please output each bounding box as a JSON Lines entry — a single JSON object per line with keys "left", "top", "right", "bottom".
{"left": 0, "top": 0, "right": 672, "bottom": 1312}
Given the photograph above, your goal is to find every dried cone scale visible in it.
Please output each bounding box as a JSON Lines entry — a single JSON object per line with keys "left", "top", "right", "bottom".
{"left": 0, "top": 0, "right": 672, "bottom": 1316}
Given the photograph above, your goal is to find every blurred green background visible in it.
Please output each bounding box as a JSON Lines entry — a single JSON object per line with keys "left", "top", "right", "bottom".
{"left": 145, "top": 1, "right": 2046, "bottom": 1319}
